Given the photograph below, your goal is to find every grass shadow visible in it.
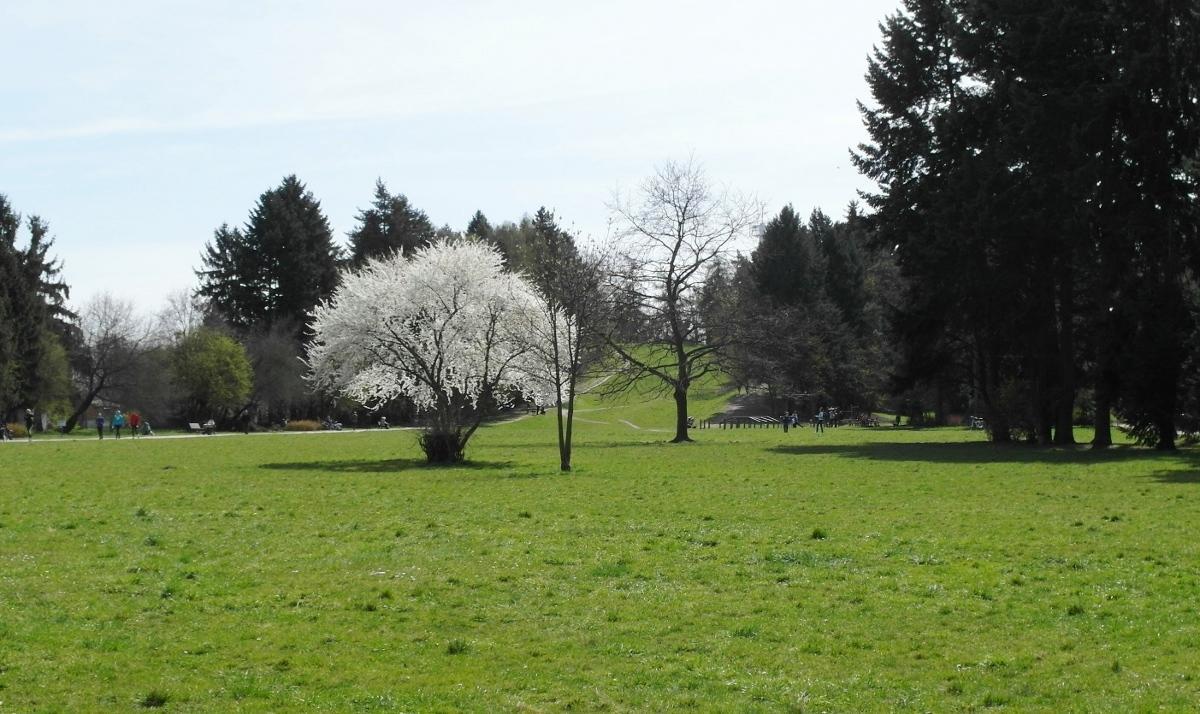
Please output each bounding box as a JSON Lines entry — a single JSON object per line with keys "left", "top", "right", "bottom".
{"left": 770, "top": 441, "right": 1200, "bottom": 466}
{"left": 260, "top": 458, "right": 514, "bottom": 474}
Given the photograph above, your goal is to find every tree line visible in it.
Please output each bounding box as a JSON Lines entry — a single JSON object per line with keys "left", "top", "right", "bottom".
{"left": 4, "top": 0, "right": 1197, "bottom": 455}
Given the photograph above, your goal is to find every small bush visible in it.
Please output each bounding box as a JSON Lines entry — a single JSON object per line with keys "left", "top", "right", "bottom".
{"left": 811, "top": 528, "right": 828, "bottom": 540}
{"left": 5, "top": 422, "right": 27, "bottom": 438}
{"left": 139, "top": 690, "right": 169, "bottom": 708}
{"left": 284, "top": 420, "right": 321, "bottom": 432}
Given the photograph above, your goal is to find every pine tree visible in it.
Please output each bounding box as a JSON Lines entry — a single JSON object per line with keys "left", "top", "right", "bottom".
{"left": 466, "top": 210, "right": 493, "bottom": 240}
{"left": 197, "top": 176, "right": 342, "bottom": 331}
{"left": 196, "top": 224, "right": 259, "bottom": 330}
{"left": 821, "top": 207, "right": 868, "bottom": 332}
{"left": 0, "top": 197, "right": 19, "bottom": 415}
{"left": 750, "top": 205, "right": 823, "bottom": 306}
{"left": 0, "top": 196, "right": 73, "bottom": 417}
{"left": 347, "top": 179, "right": 435, "bottom": 266}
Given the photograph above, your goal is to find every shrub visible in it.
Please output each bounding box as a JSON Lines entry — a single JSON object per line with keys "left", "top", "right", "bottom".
{"left": 139, "top": 690, "right": 169, "bottom": 708}
{"left": 5, "top": 422, "right": 27, "bottom": 438}
{"left": 285, "top": 420, "right": 321, "bottom": 432}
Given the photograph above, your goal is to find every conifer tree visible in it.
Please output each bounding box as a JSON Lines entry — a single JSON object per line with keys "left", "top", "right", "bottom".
{"left": 197, "top": 175, "right": 341, "bottom": 331}
{"left": 466, "top": 210, "right": 492, "bottom": 240}
{"left": 347, "top": 179, "right": 435, "bottom": 266}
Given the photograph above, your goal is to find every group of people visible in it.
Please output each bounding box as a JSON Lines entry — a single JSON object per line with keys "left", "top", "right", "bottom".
{"left": 94, "top": 409, "right": 151, "bottom": 439}
{"left": 779, "top": 407, "right": 838, "bottom": 434}
{"left": 0, "top": 409, "right": 34, "bottom": 441}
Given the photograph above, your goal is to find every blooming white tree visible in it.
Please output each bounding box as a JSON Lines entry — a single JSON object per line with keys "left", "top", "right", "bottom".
{"left": 306, "top": 239, "right": 557, "bottom": 463}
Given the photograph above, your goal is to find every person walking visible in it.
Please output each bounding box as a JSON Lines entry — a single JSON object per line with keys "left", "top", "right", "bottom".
{"left": 815, "top": 407, "right": 826, "bottom": 434}
{"left": 128, "top": 411, "right": 141, "bottom": 438}
{"left": 95, "top": 412, "right": 105, "bottom": 439}
{"left": 24, "top": 408, "right": 35, "bottom": 442}
{"left": 112, "top": 410, "right": 126, "bottom": 439}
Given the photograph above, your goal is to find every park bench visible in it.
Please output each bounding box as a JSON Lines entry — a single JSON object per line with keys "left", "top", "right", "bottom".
{"left": 188, "top": 422, "right": 214, "bottom": 435}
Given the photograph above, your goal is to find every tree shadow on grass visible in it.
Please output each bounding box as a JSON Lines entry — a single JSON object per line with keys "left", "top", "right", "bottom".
{"left": 1146, "top": 469, "right": 1200, "bottom": 485}
{"left": 770, "top": 441, "right": 1200, "bottom": 467}
{"left": 259, "top": 458, "right": 515, "bottom": 474}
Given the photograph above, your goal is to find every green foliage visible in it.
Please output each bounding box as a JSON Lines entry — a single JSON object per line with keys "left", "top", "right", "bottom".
{"left": 172, "top": 328, "right": 252, "bottom": 418}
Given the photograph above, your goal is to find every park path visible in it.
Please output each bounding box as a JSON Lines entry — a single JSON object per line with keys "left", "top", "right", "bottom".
{"left": 2, "top": 426, "right": 418, "bottom": 446}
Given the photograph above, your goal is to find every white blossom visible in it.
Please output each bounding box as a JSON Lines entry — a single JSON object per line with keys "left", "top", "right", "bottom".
{"left": 306, "top": 239, "right": 558, "bottom": 419}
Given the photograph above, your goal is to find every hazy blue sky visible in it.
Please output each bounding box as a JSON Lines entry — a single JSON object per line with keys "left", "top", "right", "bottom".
{"left": 1, "top": 0, "right": 900, "bottom": 313}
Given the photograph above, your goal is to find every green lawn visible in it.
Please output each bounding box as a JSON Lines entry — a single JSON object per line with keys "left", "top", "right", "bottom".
{"left": 2, "top": 388, "right": 1199, "bottom": 711}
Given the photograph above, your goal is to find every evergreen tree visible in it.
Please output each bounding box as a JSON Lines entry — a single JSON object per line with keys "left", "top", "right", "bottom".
{"left": 854, "top": 0, "right": 1200, "bottom": 447}
{"left": 750, "top": 205, "right": 822, "bottom": 306}
{"left": 347, "top": 179, "right": 434, "bottom": 266}
{"left": 0, "top": 196, "right": 73, "bottom": 419}
{"left": 196, "top": 224, "right": 259, "bottom": 330}
{"left": 197, "top": 175, "right": 342, "bottom": 331}
{"left": 822, "top": 207, "right": 868, "bottom": 332}
{"left": 0, "top": 198, "right": 19, "bottom": 414}
{"left": 466, "top": 210, "right": 492, "bottom": 240}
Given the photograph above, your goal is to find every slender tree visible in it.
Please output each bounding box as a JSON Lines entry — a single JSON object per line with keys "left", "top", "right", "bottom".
{"left": 525, "top": 208, "right": 602, "bottom": 471}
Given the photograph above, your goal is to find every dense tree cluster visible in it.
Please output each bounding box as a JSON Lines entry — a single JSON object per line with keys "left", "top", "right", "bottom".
{"left": 854, "top": 0, "right": 1200, "bottom": 448}
{"left": 703, "top": 204, "right": 898, "bottom": 415}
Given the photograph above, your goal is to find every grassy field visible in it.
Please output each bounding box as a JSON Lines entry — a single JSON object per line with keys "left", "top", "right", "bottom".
{"left": 3, "top": 384, "right": 1200, "bottom": 711}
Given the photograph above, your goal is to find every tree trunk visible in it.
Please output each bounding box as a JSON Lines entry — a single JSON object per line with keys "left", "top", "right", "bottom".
{"left": 1155, "top": 415, "right": 1177, "bottom": 451}
{"left": 1092, "top": 377, "right": 1112, "bottom": 449}
{"left": 561, "top": 367, "right": 578, "bottom": 472}
{"left": 672, "top": 387, "right": 691, "bottom": 443}
{"left": 65, "top": 384, "right": 104, "bottom": 432}
{"left": 1053, "top": 262, "right": 1076, "bottom": 445}
{"left": 420, "top": 428, "right": 466, "bottom": 463}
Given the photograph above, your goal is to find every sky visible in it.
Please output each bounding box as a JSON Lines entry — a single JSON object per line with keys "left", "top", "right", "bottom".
{"left": 1, "top": 0, "right": 901, "bottom": 314}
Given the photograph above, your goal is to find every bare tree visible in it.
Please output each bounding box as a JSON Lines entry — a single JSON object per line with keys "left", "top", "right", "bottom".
{"left": 65, "top": 293, "right": 152, "bottom": 430}
{"left": 153, "top": 288, "right": 205, "bottom": 345}
{"left": 603, "top": 159, "right": 760, "bottom": 442}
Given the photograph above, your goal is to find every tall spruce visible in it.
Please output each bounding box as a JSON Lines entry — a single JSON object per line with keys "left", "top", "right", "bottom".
{"left": 750, "top": 205, "right": 823, "bottom": 306}
{"left": 197, "top": 175, "right": 341, "bottom": 331}
{"left": 347, "top": 179, "right": 435, "bottom": 266}
{"left": 0, "top": 195, "right": 73, "bottom": 418}
{"left": 466, "top": 210, "right": 493, "bottom": 240}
